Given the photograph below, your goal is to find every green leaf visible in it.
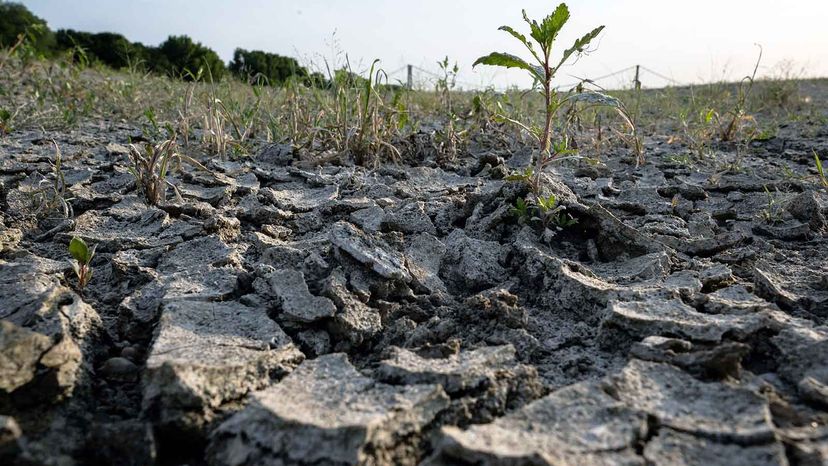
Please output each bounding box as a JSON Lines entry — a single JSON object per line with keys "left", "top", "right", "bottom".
{"left": 498, "top": 26, "right": 542, "bottom": 64}
{"left": 553, "top": 25, "right": 605, "bottom": 73}
{"left": 69, "top": 236, "right": 90, "bottom": 264}
{"left": 473, "top": 53, "right": 542, "bottom": 81}
{"left": 522, "top": 9, "right": 544, "bottom": 45}
{"left": 539, "top": 3, "right": 570, "bottom": 46}
{"left": 815, "top": 151, "right": 826, "bottom": 188}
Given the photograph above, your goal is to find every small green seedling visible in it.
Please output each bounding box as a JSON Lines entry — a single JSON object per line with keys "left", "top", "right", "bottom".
{"left": 128, "top": 136, "right": 177, "bottom": 205}
{"left": 537, "top": 193, "right": 578, "bottom": 228}
{"left": 511, "top": 197, "right": 531, "bottom": 220}
{"left": 474, "top": 3, "right": 604, "bottom": 158}
{"left": 511, "top": 193, "right": 578, "bottom": 229}
{"left": 69, "top": 236, "right": 95, "bottom": 291}
{"left": 475, "top": 3, "right": 640, "bottom": 203}
{"left": 31, "top": 140, "right": 73, "bottom": 218}
{"left": 760, "top": 186, "right": 784, "bottom": 224}
{"left": 815, "top": 151, "right": 828, "bottom": 190}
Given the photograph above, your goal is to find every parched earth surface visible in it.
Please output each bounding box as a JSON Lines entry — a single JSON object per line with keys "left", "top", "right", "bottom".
{"left": 2, "top": 93, "right": 828, "bottom": 465}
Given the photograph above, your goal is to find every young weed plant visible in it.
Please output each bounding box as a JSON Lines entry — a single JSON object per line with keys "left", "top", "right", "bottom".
{"left": 815, "top": 151, "right": 828, "bottom": 190}
{"left": 68, "top": 236, "right": 95, "bottom": 293}
{"left": 474, "top": 3, "right": 638, "bottom": 227}
{"left": 760, "top": 186, "right": 785, "bottom": 224}
{"left": 128, "top": 135, "right": 179, "bottom": 206}
{"left": 30, "top": 141, "right": 73, "bottom": 218}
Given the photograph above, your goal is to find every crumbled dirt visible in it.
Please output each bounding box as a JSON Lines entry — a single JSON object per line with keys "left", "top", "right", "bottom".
{"left": 1, "top": 80, "right": 828, "bottom": 466}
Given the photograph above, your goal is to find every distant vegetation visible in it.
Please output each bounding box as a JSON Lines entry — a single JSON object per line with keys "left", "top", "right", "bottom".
{"left": 0, "top": 1, "right": 315, "bottom": 85}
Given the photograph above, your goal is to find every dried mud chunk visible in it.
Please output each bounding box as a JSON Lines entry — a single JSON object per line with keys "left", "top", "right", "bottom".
{"left": 630, "top": 336, "right": 750, "bottom": 379}
{"left": 172, "top": 181, "right": 234, "bottom": 206}
{"left": 262, "top": 183, "right": 339, "bottom": 212}
{"left": 329, "top": 221, "right": 411, "bottom": 281}
{"left": 382, "top": 201, "right": 436, "bottom": 235}
{"left": 643, "top": 429, "right": 788, "bottom": 466}
{"left": 440, "top": 229, "right": 507, "bottom": 292}
{"left": 753, "top": 221, "right": 811, "bottom": 240}
{"left": 773, "top": 326, "right": 828, "bottom": 408}
{"left": 425, "top": 381, "right": 647, "bottom": 466}
{"left": 207, "top": 353, "right": 449, "bottom": 466}
{"left": 70, "top": 196, "right": 182, "bottom": 251}
{"left": 118, "top": 281, "right": 165, "bottom": 341}
{"left": 754, "top": 259, "right": 828, "bottom": 320}
{"left": 0, "top": 262, "right": 99, "bottom": 406}
{"left": 162, "top": 267, "right": 240, "bottom": 301}
{"left": 350, "top": 206, "right": 384, "bottom": 232}
{"left": 590, "top": 251, "right": 672, "bottom": 285}
{"left": 157, "top": 235, "right": 240, "bottom": 273}
{"left": 404, "top": 233, "right": 447, "bottom": 294}
{"left": 786, "top": 191, "right": 827, "bottom": 233}
{"left": 234, "top": 193, "right": 293, "bottom": 225}
{"left": 609, "top": 360, "right": 775, "bottom": 443}
{"left": 600, "top": 297, "right": 774, "bottom": 345}
{"left": 322, "top": 268, "right": 381, "bottom": 346}
{"left": 155, "top": 236, "right": 242, "bottom": 301}
{"left": 266, "top": 269, "right": 336, "bottom": 324}
{"left": 463, "top": 288, "right": 527, "bottom": 328}
{"left": 142, "top": 301, "right": 303, "bottom": 435}
{"left": 0, "top": 321, "right": 53, "bottom": 394}
{"left": 256, "top": 143, "right": 293, "bottom": 166}
{"left": 377, "top": 344, "right": 529, "bottom": 393}
{"left": 658, "top": 230, "right": 749, "bottom": 257}
{"left": 783, "top": 428, "right": 828, "bottom": 466}
{"left": 377, "top": 345, "right": 542, "bottom": 425}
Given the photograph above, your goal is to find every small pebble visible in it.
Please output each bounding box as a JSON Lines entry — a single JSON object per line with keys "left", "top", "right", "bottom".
{"left": 120, "top": 346, "right": 139, "bottom": 361}
{"left": 100, "top": 357, "right": 139, "bottom": 382}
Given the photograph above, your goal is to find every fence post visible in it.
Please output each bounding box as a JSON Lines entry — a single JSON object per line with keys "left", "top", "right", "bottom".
{"left": 633, "top": 65, "right": 641, "bottom": 90}
{"left": 407, "top": 65, "right": 413, "bottom": 89}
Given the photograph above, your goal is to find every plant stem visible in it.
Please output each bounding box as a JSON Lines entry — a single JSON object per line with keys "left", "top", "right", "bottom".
{"left": 533, "top": 53, "right": 553, "bottom": 199}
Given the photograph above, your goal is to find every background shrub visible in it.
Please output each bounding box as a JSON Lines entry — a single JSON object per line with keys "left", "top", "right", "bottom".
{"left": 0, "top": 1, "right": 55, "bottom": 54}
{"left": 153, "top": 35, "right": 226, "bottom": 80}
{"left": 229, "top": 48, "right": 311, "bottom": 85}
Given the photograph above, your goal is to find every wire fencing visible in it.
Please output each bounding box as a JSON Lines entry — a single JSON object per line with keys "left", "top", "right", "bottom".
{"left": 380, "top": 62, "right": 688, "bottom": 92}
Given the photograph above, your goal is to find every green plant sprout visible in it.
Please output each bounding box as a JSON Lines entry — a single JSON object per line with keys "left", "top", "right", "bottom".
{"left": 474, "top": 3, "right": 604, "bottom": 159}
{"left": 31, "top": 140, "right": 73, "bottom": 218}
{"left": 128, "top": 135, "right": 179, "bottom": 205}
{"left": 716, "top": 45, "right": 762, "bottom": 142}
{"left": 511, "top": 192, "right": 577, "bottom": 230}
{"left": 474, "top": 3, "right": 639, "bottom": 225}
{"left": 68, "top": 236, "right": 95, "bottom": 292}
{"left": 815, "top": 151, "right": 828, "bottom": 190}
{"left": 760, "top": 186, "right": 784, "bottom": 224}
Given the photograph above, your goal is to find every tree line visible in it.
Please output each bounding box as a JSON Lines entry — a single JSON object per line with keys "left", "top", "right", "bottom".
{"left": 0, "top": 2, "right": 325, "bottom": 86}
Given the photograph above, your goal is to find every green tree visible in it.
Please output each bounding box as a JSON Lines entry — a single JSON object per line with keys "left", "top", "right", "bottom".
{"left": 56, "top": 29, "right": 149, "bottom": 69}
{"left": 229, "top": 48, "right": 309, "bottom": 85}
{"left": 153, "top": 35, "right": 225, "bottom": 80}
{"left": 0, "top": 2, "right": 55, "bottom": 54}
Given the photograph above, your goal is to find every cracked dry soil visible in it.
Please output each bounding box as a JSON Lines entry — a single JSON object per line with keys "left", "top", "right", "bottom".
{"left": 2, "top": 84, "right": 828, "bottom": 466}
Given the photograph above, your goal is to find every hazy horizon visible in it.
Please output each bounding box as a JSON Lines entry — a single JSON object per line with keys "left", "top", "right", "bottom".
{"left": 18, "top": 0, "right": 828, "bottom": 90}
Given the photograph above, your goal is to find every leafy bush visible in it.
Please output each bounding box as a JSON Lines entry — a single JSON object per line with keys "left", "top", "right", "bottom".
{"left": 152, "top": 35, "right": 225, "bottom": 80}
{"left": 229, "top": 48, "right": 309, "bottom": 85}
{"left": 56, "top": 29, "right": 148, "bottom": 69}
{"left": 0, "top": 2, "right": 55, "bottom": 54}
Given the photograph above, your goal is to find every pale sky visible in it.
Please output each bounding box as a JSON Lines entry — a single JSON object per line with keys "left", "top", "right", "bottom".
{"left": 20, "top": 0, "right": 828, "bottom": 90}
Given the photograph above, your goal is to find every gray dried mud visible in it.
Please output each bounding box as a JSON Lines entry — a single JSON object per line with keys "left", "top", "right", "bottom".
{"left": 2, "top": 83, "right": 828, "bottom": 465}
